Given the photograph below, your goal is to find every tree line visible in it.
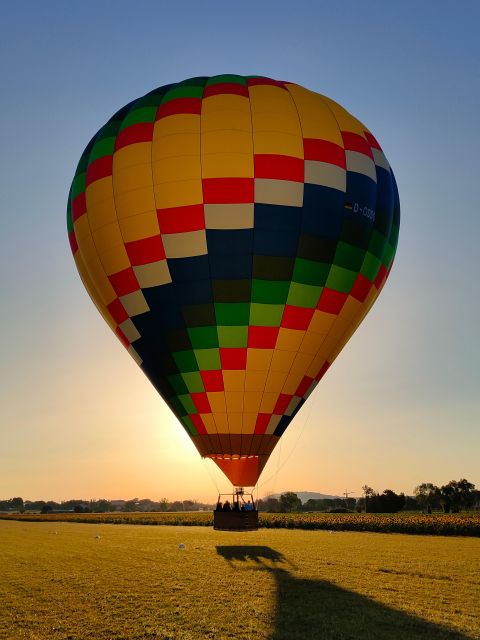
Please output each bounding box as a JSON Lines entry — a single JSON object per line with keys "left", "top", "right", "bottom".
{"left": 1, "top": 479, "right": 478, "bottom": 515}
{"left": 0, "top": 497, "right": 214, "bottom": 514}
{"left": 259, "top": 479, "right": 479, "bottom": 513}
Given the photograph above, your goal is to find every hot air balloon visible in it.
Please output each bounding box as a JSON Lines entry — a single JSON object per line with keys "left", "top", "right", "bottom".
{"left": 67, "top": 75, "right": 399, "bottom": 498}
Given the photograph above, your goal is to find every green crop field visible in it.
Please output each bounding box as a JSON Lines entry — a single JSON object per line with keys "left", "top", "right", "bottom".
{"left": 1, "top": 520, "right": 479, "bottom": 639}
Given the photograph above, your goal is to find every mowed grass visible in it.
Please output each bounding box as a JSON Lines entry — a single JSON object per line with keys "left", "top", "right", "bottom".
{"left": 1, "top": 521, "right": 479, "bottom": 640}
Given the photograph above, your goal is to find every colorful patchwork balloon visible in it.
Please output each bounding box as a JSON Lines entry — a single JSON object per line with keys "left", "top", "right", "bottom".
{"left": 67, "top": 75, "right": 399, "bottom": 487}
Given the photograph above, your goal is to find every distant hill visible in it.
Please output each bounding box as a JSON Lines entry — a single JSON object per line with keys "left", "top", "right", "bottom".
{"left": 264, "top": 491, "right": 343, "bottom": 503}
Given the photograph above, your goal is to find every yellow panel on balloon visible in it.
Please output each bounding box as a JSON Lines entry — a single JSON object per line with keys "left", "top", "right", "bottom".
{"left": 152, "top": 155, "right": 201, "bottom": 184}
{"left": 201, "top": 94, "right": 252, "bottom": 132}
{"left": 152, "top": 132, "right": 200, "bottom": 161}
{"left": 202, "top": 152, "right": 253, "bottom": 179}
{"left": 264, "top": 370, "right": 288, "bottom": 393}
{"left": 259, "top": 392, "right": 279, "bottom": 413}
{"left": 245, "top": 370, "right": 268, "bottom": 391}
{"left": 154, "top": 114, "right": 200, "bottom": 136}
{"left": 114, "top": 187, "right": 157, "bottom": 219}
{"left": 290, "top": 352, "right": 315, "bottom": 377}
{"left": 223, "top": 370, "right": 246, "bottom": 392}
{"left": 249, "top": 85, "right": 301, "bottom": 133}
{"left": 252, "top": 132, "right": 303, "bottom": 158}
{"left": 154, "top": 180, "right": 203, "bottom": 209}
{"left": 87, "top": 195, "right": 118, "bottom": 231}
{"left": 212, "top": 413, "right": 229, "bottom": 434}
{"left": 225, "top": 392, "right": 244, "bottom": 413}
{"left": 113, "top": 163, "right": 153, "bottom": 195}
{"left": 98, "top": 244, "right": 130, "bottom": 276}
{"left": 73, "top": 214, "right": 91, "bottom": 242}
{"left": 85, "top": 176, "right": 114, "bottom": 205}
{"left": 243, "top": 391, "right": 263, "bottom": 413}
{"left": 246, "top": 348, "right": 273, "bottom": 371}
{"left": 242, "top": 413, "right": 258, "bottom": 434}
{"left": 114, "top": 142, "right": 151, "bottom": 171}
{"left": 92, "top": 222, "right": 124, "bottom": 254}
{"left": 207, "top": 392, "right": 227, "bottom": 414}
{"left": 74, "top": 252, "right": 115, "bottom": 326}
{"left": 285, "top": 84, "right": 343, "bottom": 145}
{"left": 201, "top": 128, "right": 253, "bottom": 155}
{"left": 275, "top": 328, "right": 306, "bottom": 352}
{"left": 269, "top": 350, "right": 296, "bottom": 373}
{"left": 282, "top": 371, "right": 305, "bottom": 395}
{"left": 299, "top": 331, "right": 322, "bottom": 355}
{"left": 200, "top": 413, "right": 217, "bottom": 435}
{"left": 320, "top": 96, "right": 367, "bottom": 136}
{"left": 118, "top": 210, "right": 160, "bottom": 243}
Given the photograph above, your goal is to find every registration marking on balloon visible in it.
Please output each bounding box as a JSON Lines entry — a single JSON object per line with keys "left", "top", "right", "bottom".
{"left": 68, "top": 75, "right": 399, "bottom": 487}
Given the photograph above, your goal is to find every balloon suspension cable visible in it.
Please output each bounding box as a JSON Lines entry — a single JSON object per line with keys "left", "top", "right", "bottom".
{"left": 257, "top": 395, "right": 316, "bottom": 493}
{"left": 202, "top": 457, "right": 220, "bottom": 495}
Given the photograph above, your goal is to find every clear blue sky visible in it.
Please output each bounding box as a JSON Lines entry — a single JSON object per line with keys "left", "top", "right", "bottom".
{"left": 0, "top": 1, "right": 479, "bottom": 501}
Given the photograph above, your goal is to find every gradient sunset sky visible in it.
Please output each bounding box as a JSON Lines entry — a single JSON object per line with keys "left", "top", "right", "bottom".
{"left": 1, "top": 1, "right": 479, "bottom": 502}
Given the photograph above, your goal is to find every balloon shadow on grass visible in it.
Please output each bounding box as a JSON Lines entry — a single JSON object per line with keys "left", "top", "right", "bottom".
{"left": 216, "top": 546, "right": 473, "bottom": 640}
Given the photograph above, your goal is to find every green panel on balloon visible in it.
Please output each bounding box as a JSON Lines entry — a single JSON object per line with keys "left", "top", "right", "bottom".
{"left": 207, "top": 74, "right": 247, "bottom": 85}
{"left": 193, "top": 349, "right": 221, "bottom": 370}
{"left": 172, "top": 351, "right": 198, "bottom": 372}
{"left": 325, "top": 266, "right": 358, "bottom": 293}
{"left": 181, "top": 372, "right": 205, "bottom": 393}
{"left": 334, "top": 242, "right": 366, "bottom": 272}
{"left": 188, "top": 326, "right": 219, "bottom": 349}
{"left": 286, "top": 283, "right": 322, "bottom": 308}
{"left": 89, "top": 138, "right": 115, "bottom": 162}
{"left": 120, "top": 107, "right": 157, "bottom": 129}
{"left": 162, "top": 85, "right": 204, "bottom": 103}
{"left": 360, "top": 252, "right": 382, "bottom": 281}
{"left": 249, "top": 303, "right": 284, "bottom": 326}
{"left": 217, "top": 326, "right": 248, "bottom": 348}
{"left": 167, "top": 374, "right": 189, "bottom": 395}
{"left": 252, "top": 279, "right": 290, "bottom": 305}
{"left": 215, "top": 303, "right": 250, "bottom": 326}
{"left": 292, "top": 259, "right": 330, "bottom": 287}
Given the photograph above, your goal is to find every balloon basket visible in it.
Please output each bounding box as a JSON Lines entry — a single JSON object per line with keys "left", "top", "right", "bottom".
{"left": 213, "top": 488, "right": 258, "bottom": 531}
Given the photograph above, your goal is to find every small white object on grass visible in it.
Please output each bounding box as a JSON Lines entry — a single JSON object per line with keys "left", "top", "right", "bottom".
{"left": 95, "top": 535, "right": 101, "bottom": 539}
{"left": 178, "top": 543, "right": 186, "bottom": 550}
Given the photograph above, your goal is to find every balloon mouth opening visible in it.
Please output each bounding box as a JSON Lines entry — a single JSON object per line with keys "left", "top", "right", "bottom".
{"left": 207, "top": 454, "right": 259, "bottom": 460}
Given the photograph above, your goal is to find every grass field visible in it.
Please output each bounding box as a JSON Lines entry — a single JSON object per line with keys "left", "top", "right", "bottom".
{"left": 1, "top": 520, "right": 479, "bottom": 639}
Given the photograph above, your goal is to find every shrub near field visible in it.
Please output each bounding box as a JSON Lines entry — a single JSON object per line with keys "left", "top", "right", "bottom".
{"left": 1, "top": 512, "right": 480, "bottom": 536}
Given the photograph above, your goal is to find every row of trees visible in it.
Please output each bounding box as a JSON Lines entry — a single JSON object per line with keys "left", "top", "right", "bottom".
{"left": 413, "top": 480, "right": 478, "bottom": 513}
{"left": 258, "top": 479, "right": 478, "bottom": 514}
{"left": 1, "top": 480, "right": 477, "bottom": 515}
{"left": 0, "top": 497, "right": 214, "bottom": 514}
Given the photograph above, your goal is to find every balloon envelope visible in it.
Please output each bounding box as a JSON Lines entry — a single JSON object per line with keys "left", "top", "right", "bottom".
{"left": 68, "top": 75, "right": 399, "bottom": 486}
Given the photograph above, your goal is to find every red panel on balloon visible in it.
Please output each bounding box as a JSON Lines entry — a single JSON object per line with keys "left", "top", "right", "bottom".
{"left": 115, "top": 123, "right": 154, "bottom": 150}
{"left": 220, "top": 348, "right": 247, "bottom": 370}
{"left": 248, "top": 326, "right": 279, "bottom": 349}
{"left": 316, "top": 289, "right": 347, "bottom": 314}
{"left": 204, "top": 83, "right": 249, "bottom": 98}
{"left": 254, "top": 155, "right": 304, "bottom": 182}
{"left": 303, "top": 139, "right": 346, "bottom": 168}
{"left": 201, "top": 370, "right": 224, "bottom": 392}
{"left": 108, "top": 268, "right": 139, "bottom": 296}
{"left": 281, "top": 306, "right": 314, "bottom": 330}
{"left": 203, "top": 178, "right": 254, "bottom": 204}
{"left": 157, "top": 204, "right": 205, "bottom": 234}
{"left": 125, "top": 235, "right": 165, "bottom": 266}
{"left": 156, "top": 98, "right": 202, "bottom": 119}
